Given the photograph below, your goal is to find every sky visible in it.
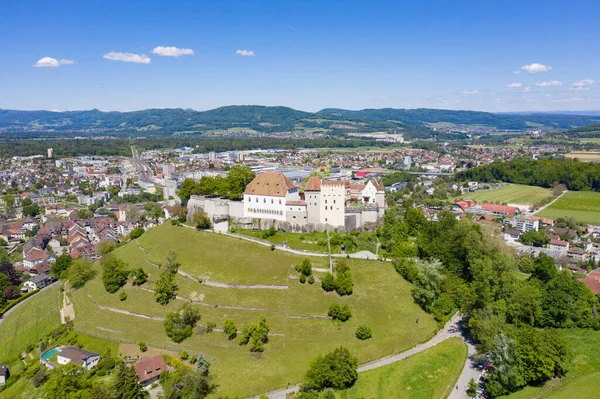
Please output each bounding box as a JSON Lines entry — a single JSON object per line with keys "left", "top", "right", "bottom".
{"left": 0, "top": 0, "right": 598, "bottom": 113}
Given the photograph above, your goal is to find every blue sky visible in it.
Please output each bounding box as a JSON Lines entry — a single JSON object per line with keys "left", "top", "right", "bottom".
{"left": 0, "top": 0, "right": 598, "bottom": 112}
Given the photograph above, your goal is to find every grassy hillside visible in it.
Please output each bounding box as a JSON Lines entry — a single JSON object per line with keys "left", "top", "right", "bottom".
{"left": 536, "top": 191, "right": 600, "bottom": 224}
{"left": 338, "top": 337, "right": 467, "bottom": 399}
{"left": 0, "top": 284, "right": 62, "bottom": 363}
{"left": 70, "top": 223, "right": 437, "bottom": 398}
{"left": 456, "top": 184, "right": 553, "bottom": 206}
{"left": 502, "top": 329, "right": 600, "bottom": 399}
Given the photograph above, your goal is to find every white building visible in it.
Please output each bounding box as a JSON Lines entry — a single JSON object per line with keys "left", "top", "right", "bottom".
{"left": 56, "top": 346, "right": 100, "bottom": 370}
{"left": 243, "top": 172, "right": 300, "bottom": 222}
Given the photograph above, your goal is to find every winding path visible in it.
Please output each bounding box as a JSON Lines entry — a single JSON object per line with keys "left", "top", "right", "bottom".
{"left": 250, "top": 312, "right": 466, "bottom": 399}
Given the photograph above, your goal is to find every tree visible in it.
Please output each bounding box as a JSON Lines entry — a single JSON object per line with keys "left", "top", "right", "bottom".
{"left": 296, "top": 259, "right": 312, "bottom": 276}
{"left": 2, "top": 194, "right": 15, "bottom": 208}
{"left": 328, "top": 303, "right": 351, "bottom": 322}
{"left": 77, "top": 208, "right": 94, "bottom": 219}
{"left": 67, "top": 259, "right": 96, "bottom": 289}
{"left": 405, "top": 207, "right": 427, "bottom": 236}
{"left": 3, "top": 285, "right": 20, "bottom": 300}
{"left": 112, "top": 361, "right": 148, "bottom": 399}
{"left": 172, "top": 203, "right": 188, "bottom": 222}
{"left": 411, "top": 259, "right": 445, "bottom": 312}
{"left": 193, "top": 211, "right": 211, "bottom": 230}
{"left": 164, "top": 304, "right": 201, "bottom": 343}
{"left": 321, "top": 273, "right": 335, "bottom": 292}
{"left": 97, "top": 240, "right": 117, "bottom": 255}
{"left": 531, "top": 253, "right": 558, "bottom": 283}
{"left": 137, "top": 341, "right": 147, "bottom": 352}
{"left": 355, "top": 325, "right": 372, "bottom": 340}
{"left": 223, "top": 320, "right": 237, "bottom": 340}
{"left": 333, "top": 261, "right": 353, "bottom": 296}
{"left": 160, "top": 365, "right": 216, "bottom": 399}
{"left": 302, "top": 346, "right": 358, "bottom": 391}
{"left": 225, "top": 166, "right": 256, "bottom": 199}
{"left": 129, "top": 227, "right": 145, "bottom": 240}
{"left": 155, "top": 269, "right": 178, "bottom": 305}
{"left": 0, "top": 247, "right": 8, "bottom": 264}
{"left": 467, "top": 378, "right": 477, "bottom": 397}
{"left": 177, "top": 178, "right": 201, "bottom": 204}
{"left": 486, "top": 333, "right": 523, "bottom": 397}
{"left": 51, "top": 254, "right": 73, "bottom": 278}
{"left": 22, "top": 203, "right": 41, "bottom": 217}
{"left": 130, "top": 267, "right": 148, "bottom": 286}
{"left": 238, "top": 317, "right": 270, "bottom": 352}
{"left": 102, "top": 256, "right": 129, "bottom": 294}
{"left": 0, "top": 273, "right": 11, "bottom": 295}
{"left": 520, "top": 230, "right": 549, "bottom": 247}
{"left": 126, "top": 204, "right": 141, "bottom": 221}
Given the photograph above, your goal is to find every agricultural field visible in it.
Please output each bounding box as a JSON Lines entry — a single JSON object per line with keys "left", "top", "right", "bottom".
{"left": 536, "top": 191, "right": 600, "bottom": 224}
{"left": 0, "top": 283, "right": 62, "bottom": 363}
{"left": 70, "top": 223, "right": 437, "bottom": 398}
{"left": 456, "top": 184, "right": 553, "bottom": 206}
{"left": 565, "top": 151, "right": 600, "bottom": 162}
{"left": 337, "top": 337, "right": 467, "bottom": 399}
{"left": 502, "top": 329, "right": 600, "bottom": 399}
{"left": 579, "top": 138, "right": 600, "bottom": 144}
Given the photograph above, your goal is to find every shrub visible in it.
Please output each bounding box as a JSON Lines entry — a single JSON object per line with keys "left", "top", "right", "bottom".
{"left": 206, "top": 322, "right": 216, "bottom": 333}
{"left": 129, "top": 227, "right": 145, "bottom": 240}
{"left": 328, "top": 303, "right": 351, "bottom": 322}
{"left": 307, "top": 275, "right": 315, "bottom": 285}
{"left": 180, "top": 351, "right": 189, "bottom": 360}
{"left": 321, "top": 273, "right": 335, "bottom": 292}
{"left": 137, "top": 341, "right": 148, "bottom": 352}
{"left": 299, "top": 259, "right": 312, "bottom": 276}
{"left": 270, "top": 244, "right": 276, "bottom": 251}
{"left": 164, "top": 303, "right": 201, "bottom": 343}
{"left": 302, "top": 346, "right": 358, "bottom": 390}
{"left": 355, "top": 325, "right": 372, "bottom": 340}
{"left": 119, "top": 291, "right": 127, "bottom": 301}
{"left": 393, "top": 258, "right": 419, "bottom": 283}
{"left": 299, "top": 274, "right": 307, "bottom": 284}
{"left": 102, "top": 256, "right": 129, "bottom": 294}
{"left": 321, "top": 389, "right": 336, "bottom": 399}
{"left": 223, "top": 320, "right": 237, "bottom": 340}
{"left": 334, "top": 262, "right": 353, "bottom": 296}
{"left": 238, "top": 317, "right": 270, "bottom": 353}
{"left": 130, "top": 267, "right": 148, "bottom": 286}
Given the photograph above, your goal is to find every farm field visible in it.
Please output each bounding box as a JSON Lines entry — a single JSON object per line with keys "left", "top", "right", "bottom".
{"left": 536, "top": 191, "right": 600, "bottom": 224}
{"left": 337, "top": 337, "right": 467, "bottom": 399}
{"left": 456, "top": 184, "right": 553, "bottom": 206}
{"left": 579, "top": 138, "right": 600, "bottom": 144}
{"left": 502, "top": 329, "right": 600, "bottom": 399}
{"left": 70, "top": 223, "right": 437, "bottom": 398}
{"left": 565, "top": 151, "right": 600, "bottom": 162}
{"left": 0, "top": 284, "right": 62, "bottom": 363}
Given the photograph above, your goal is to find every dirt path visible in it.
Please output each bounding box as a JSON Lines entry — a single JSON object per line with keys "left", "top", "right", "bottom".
{"left": 60, "top": 282, "right": 75, "bottom": 323}
{"left": 250, "top": 313, "right": 464, "bottom": 399}
{"left": 533, "top": 189, "right": 568, "bottom": 215}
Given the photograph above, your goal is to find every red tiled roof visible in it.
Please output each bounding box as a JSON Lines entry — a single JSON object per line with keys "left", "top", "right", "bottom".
{"left": 134, "top": 355, "right": 167, "bottom": 383}
{"left": 286, "top": 200, "right": 306, "bottom": 206}
{"left": 244, "top": 172, "right": 297, "bottom": 197}
{"left": 579, "top": 277, "right": 600, "bottom": 295}
{"left": 550, "top": 239, "right": 568, "bottom": 246}
{"left": 482, "top": 203, "right": 518, "bottom": 216}
{"left": 304, "top": 176, "right": 321, "bottom": 191}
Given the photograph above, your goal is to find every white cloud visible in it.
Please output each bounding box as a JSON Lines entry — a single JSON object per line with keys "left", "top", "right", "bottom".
{"left": 554, "top": 97, "right": 585, "bottom": 103}
{"left": 512, "top": 70, "right": 521, "bottom": 75}
{"left": 236, "top": 49, "right": 255, "bottom": 57}
{"left": 103, "top": 52, "right": 151, "bottom": 64}
{"left": 570, "top": 79, "right": 594, "bottom": 87}
{"left": 506, "top": 83, "right": 522, "bottom": 88}
{"left": 460, "top": 90, "right": 480, "bottom": 95}
{"left": 151, "top": 46, "right": 194, "bottom": 57}
{"left": 571, "top": 87, "right": 590, "bottom": 92}
{"left": 535, "top": 80, "right": 562, "bottom": 87}
{"left": 521, "top": 63, "right": 552, "bottom": 73}
{"left": 34, "top": 57, "right": 75, "bottom": 68}
{"left": 58, "top": 59, "right": 76, "bottom": 65}
{"left": 523, "top": 86, "right": 531, "bottom": 93}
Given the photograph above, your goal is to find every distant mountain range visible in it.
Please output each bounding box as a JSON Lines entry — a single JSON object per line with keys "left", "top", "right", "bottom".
{"left": 1, "top": 106, "right": 599, "bottom": 139}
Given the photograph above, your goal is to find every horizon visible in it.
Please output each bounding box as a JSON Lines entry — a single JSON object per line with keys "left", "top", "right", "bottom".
{"left": 1, "top": 0, "right": 598, "bottom": 112}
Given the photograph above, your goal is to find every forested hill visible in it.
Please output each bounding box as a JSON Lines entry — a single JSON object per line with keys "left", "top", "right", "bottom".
{"left": 319, "top": 108, "right": 600, "bottom": 130}
{"left": 560, "top": 123, "right": 600, "bottom": 138}
{"left": 0, "top": 105, "right": 429, "bottom": 138}
{"left": 455, "top": 158, "right": 600, "bottom": 191}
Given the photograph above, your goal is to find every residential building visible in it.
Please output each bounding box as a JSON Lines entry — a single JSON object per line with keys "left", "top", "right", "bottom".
{"left": 56, "top": 346, "right": 100, "bottom": 370}
{"left": 549, "top": 239, "right": 569, "bottom": 252}
{"left": 504, "top": 230, "right": 521, "bottom": 243}
{"left": 0, "top": 365, "right": 8, "bottom": 387}
{"left": 134, "top": 355, "right": 167, "bottom": 386}
{"left": 243, "top": 172, "right": 300, "bottom": 222}
{"left": 567, "top": 247, "right": 586, "bottom": 260}
{"left": 23, "top": 273, "right": 51, "bottom": 292}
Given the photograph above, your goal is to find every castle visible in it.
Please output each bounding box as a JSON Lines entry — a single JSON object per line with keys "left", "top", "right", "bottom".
{"left": 187, "top": 171, "right": 386, "bottom": 232}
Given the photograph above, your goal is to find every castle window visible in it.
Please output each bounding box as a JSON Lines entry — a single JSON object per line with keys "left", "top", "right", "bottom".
{"left": 279, "top": 199, "right": 282, "bottom": 204}
{"left": 263, "top": 198, "right": 266, "bottom": 203}
{"left": 325, "top": 199, "right": 327, "bottom": 204}
{"left": 271, "top": 199, "right": 274, "bottom": 204}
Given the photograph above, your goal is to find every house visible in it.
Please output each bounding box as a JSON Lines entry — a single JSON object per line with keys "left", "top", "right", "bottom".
{"left": 21, "top": 216, "right": 39, "bottom": 231}
{"left": 134, "top": 355, "right": 167, "bottom": 386}
{"left": 0, "top": 364, "right": 9, "bottom": 386}
{"left": 481, "top": 203, "right": 519, "bottom": 216}
{"left": 23, "top": 273, "right": 50, "bottom": 292}
{"left": 549, "top": 239, "right": 569, "bottom": 252}
{"left": 243, "top": 172, "right": 301, "bottom": 222}
{"left": 579, "top": 276, "right": 600, "bottom": 295}
{"left": 453, "top": 200, "right": 477, "bottom": 213}
{"left": 567, "top": 247, "right": 586, "bottom": 260}
{"left": 23, "top": 248, "right": 56, "bottom": 269}
{"left": 504, "top": 230, "right": 521, "bottom": 243}
{"left": 56, "top": 346, "right": 100, "bottom": 370}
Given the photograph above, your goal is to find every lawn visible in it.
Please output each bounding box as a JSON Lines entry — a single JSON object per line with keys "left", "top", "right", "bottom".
{"left": 234, "top": 229, "right": 379, "bottom": 255}
{"left": 0, "top": 284, "right": 62, "bottom": 363}
{"left": 338, "top": 337, "right": 467, "bottom": 399}
{"left": 501, "top": 329, "right": 600, "bottom": 399}
{"left": 70, "top": 223, "right": 437, "bottom": 398}
{"left": 456, "top": 184, "right": 553, "bottom": 206}
{"left": 565, "top": 152, "right": 600, "bottom": 162}
{"left": 536, "top": 191, "right": 600, "bottom": 224}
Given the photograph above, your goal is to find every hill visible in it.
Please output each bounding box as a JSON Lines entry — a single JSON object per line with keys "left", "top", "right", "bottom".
{"left": 319, "top": 108, "right": 600, "bottom": 131}
{"left": 69, "top": 223, "right": 437, "bottom": 398}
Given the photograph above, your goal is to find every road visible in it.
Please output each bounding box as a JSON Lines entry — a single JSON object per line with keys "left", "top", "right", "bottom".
{"left": 250, "top": 313, "right": 466, "bottom": 399}
{"left": 530, "top": 189, "right": 568, "bottom": 215}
